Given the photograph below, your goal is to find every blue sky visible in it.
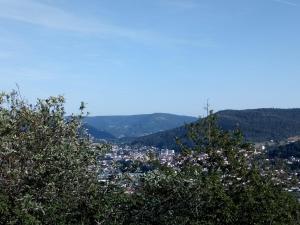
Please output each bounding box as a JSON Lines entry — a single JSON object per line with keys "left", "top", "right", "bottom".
{"left": 0, "top": 0, "right": 299, "bottom": 116}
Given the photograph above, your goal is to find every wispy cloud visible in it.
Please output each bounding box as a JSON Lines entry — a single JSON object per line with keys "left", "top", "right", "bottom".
{"left": 0, "top": 0, "right": 118, "bottom": 35}
{"left": 272, "top": 0, "right": 298, "bottom": 6}
{"left": 161, "top": 0, "right": 199, "bottom": 9}
{"left": 0, "top": 0, "right": 213, "bottom": 47}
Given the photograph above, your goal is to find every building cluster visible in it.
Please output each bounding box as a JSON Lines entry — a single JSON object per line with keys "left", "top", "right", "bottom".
{"left": 97, "top": 145, "right": 176, "bottom": 183}
{"left": 255, "top": 142, "right": 300, "bottom": 196}
{"left": 96, "top": 143, "right": 300, "bottom": 198}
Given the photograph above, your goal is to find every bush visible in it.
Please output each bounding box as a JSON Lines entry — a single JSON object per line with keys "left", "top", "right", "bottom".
{"left": 0, "top": 91, "right": 105, "bottom": 224}
{"left": 110, "top": 113, "right": 300, "bottom": 225}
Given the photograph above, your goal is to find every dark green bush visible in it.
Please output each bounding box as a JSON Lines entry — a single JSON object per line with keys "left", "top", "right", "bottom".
{"left": 0, "top": 91, "right": 107, "bottom": 224}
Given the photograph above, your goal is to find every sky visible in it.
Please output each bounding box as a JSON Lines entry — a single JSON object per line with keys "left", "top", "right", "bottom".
{"left": 0, "top": 0, "right": 299, "bottom": 117}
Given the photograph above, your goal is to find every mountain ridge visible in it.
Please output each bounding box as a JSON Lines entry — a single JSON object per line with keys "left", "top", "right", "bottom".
{"left": 83, "top": 113, "right": 198, "bottom": 139}
{"left": 130, "top": 108, "right": 300, "bottom": 150}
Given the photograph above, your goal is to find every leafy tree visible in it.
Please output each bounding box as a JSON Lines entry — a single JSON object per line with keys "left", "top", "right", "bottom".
{"left": 0, "top": 91, "right": 107, "bottom": 224}
{"left": 110, "top": 112, "right": 300, "bottom": 225}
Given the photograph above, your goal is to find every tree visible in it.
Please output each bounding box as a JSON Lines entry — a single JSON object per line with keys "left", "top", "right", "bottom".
{"left": 110, "top": 112, "right": 300, "bottom": 225}
{"left": 0, "top": 91, "right": 107, "bottom": 224}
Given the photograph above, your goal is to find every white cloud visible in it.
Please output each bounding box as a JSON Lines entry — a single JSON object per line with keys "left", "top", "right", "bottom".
{"left": 272, "top": 0, "right": 298, "bottom": 6}
{"left": 0, "top": 0, "right": 213, "bottom": 47}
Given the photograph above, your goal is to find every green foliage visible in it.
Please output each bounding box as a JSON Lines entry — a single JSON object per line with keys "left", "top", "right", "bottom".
{"left": 111, "top": 113, "right": 300, "bottom": 225}
{"left": 0, "top": 91, "right": 107, "bottom": 224}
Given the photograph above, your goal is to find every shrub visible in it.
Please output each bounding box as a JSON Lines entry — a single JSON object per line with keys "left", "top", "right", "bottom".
{"left": 0, "top": 91, "right": 104, "bottom": 224}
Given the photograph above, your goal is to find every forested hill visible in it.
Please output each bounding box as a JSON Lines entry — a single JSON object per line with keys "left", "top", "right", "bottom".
{"left": 83, "top": 124, "right": 116, "bottom": 140}
{"left": 217, "top": 108, "right": 300, "bottom": 141}
{"left": 83, "top": 113, "right": 197, "bottom": 138}
{"left": 131, "top": 108, "right": 300, "bottom": 150}
{"left": 267, "top": 141, "right": 300, "bottom": 159}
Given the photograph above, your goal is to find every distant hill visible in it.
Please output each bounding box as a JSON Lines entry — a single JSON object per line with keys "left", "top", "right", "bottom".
{"left": 83, "top": 113, "right": 197, "bottom": 138}
{"left": 83, "top": 124, "right": 116, "bottom": 140}
{"left": 267, "top": 140, "right": 300, "bottom": 171}
{"left": 131, "top": 109, "right": 300, "bottom": 150}
{"left": 267, "top": 141, "right": 300, "bottom": 159}
{"left": 217, "top": 108, "right": 300, "bottom": 141}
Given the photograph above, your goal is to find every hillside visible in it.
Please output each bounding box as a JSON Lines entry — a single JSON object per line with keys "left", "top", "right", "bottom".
{"left": 131, "top": 108, "right": 300, "bottom": 150}
{"left": 83, "top": 124, "right": 116, "bottom": 140}
{"left": 83, "top": 113, "right": 197, "bottom": 138}
{"left": 267, "top": 141, "right": 300, "bottom": 159}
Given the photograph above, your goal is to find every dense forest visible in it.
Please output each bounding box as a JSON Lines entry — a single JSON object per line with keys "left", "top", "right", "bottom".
{"left": 268, "top": 141, "right": 300, "bottom": 159}
{"left": 131, "top": 108, "right": 300, "bottom": 150}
